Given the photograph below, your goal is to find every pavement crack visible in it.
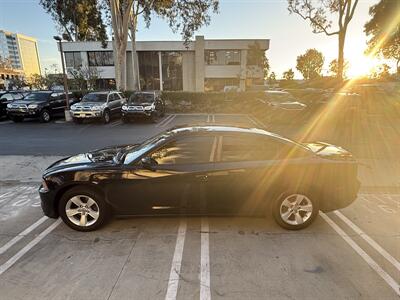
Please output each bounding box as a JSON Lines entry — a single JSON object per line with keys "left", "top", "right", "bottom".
{"left": 105, "top": 231, "right": 142, "bottom": 300}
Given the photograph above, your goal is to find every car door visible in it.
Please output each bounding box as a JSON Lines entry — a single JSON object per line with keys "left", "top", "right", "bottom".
{"left": 204, "top": 134, "right": 296, "bottom": 215}
{"left": 108, "top": 93, "right": 121, "bottom": 115}
{"left": 107, "top": 134, "right": 216, "bottom": 215}
{"left": 49, "top": 93, "right": 60, "bottom": 114}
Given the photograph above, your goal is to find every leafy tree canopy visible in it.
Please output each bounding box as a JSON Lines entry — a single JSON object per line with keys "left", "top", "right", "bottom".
{"left": 40, "top": 0, "right": 108, "bottom": 47}
{"left": 364, "top": 0, "right": 400, "bottom": 72}
{"left": 296, "top": 48, "right": 324, "bottom": 80}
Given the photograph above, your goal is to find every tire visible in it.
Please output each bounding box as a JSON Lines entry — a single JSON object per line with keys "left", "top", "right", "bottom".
{"left": 73, "top": 118, "right": 83, "bottom": 124}
{"left": 58, "top": 186, "right": 110, "bottom": 231}
{"left": 150, "top": 112, "right": 158, "bottom": 123}
{"left": 11, "top": 116, "right": 24, "bottom": 122}
{"left": 40, "top": 109, "right": 51, "bottom": 123}
{"left": 272, "top": 191, "right": 319, "bottom": 230}
{"left": 102, "top": 110, "right": 110, "bottom": 124}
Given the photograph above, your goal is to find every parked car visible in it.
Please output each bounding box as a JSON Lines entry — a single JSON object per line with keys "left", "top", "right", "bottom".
{"left": 39, "top": 125, "right": 360, "bottom": 231}
{"left": 121, "top": 91, "right": 165, "bottom": 123}
{"left": 263, "top": 90, "right": 307, "bottom": 111}
{"left": 7, "top": 91, "right": 76, "bottom": 123}
{"left": 0, "top": 91, "right": 30, "bottom": 118}
{"left": 70, "top": 91, "right": 126, "bottom": 124}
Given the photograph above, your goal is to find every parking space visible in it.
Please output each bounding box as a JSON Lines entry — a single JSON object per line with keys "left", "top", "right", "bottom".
{"left": 0, "top": 113, "right": 398, "bottom": 299}
{"left": 0, "top": 184, "right": 398, "bottom": 299}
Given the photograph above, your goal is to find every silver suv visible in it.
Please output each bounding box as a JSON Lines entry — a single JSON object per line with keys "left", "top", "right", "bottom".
{"left": 70, "top": 91, "right": 126, "bottom": 124}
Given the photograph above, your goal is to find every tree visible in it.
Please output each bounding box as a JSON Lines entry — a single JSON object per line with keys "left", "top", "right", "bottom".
{"left": 283, "top": 68, "right": 295, "bottom": 81}
{"left": 364, "top": 0, "right": 400, "bottom": 73}
{"left": 288, "top": 0, "right": 359, "bottom": 80}
{"left": 30, "top": 74, "right": 48, "bottom": 90}
{"left": 247, "top": 41, "right": 270, "bottom": 79}
{"left": 107, "top": 0, "right": 219, "bottom": 91}
{"left": 68, "top": 66, "right": 101, "bottom": 90}
{"left": 370, "top": 63, "right": 391, "bottom": 80}
{"left": 268, "top": 72, "right": 277, "bottom": 85}
{"left": 40, "top": 0, "right": 108, "bottom": 47}
{"left": 329, "top": 58, "right": 349, "bottom": 78}
{"left": 296, "top": 49, "right": 324, "bottom": 80}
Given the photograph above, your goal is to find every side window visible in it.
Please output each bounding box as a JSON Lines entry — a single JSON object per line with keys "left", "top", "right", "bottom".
{"left": 109, "top": 93, "right": 117, "bottom": 101}
{"left": 149, "top": 136, "right": 215, "bottom": 165}
{"left": 220, "top": 135, "right": 303, "bottom": 162}
{"left": 50, "top": 93, "right": 59, "bottom": 101}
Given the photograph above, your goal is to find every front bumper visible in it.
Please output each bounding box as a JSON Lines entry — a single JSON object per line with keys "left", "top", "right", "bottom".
{"left": 321, "top": 179, "right": 361, "bottom": 212}
{"left": 7, "top": 109, "right": 40, "bottom": 117}
{"left": 71, "top": 111, "right": 102, "bottom": 119}
{"left": 122, "top": 110, "right": 153, "bottom": 118}
{"left": 39, "top": 185, "right": 58, "bottom": 218}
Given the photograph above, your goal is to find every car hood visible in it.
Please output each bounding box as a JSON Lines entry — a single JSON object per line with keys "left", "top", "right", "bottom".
{"left": 303, "top": 142, "right": 355, "bottom": 161}
{"left": 10, "top": 100, "right": 46, "bottom": 106}
{"left": 75, "top": 101, "right": 107, "bottom": 107}
{"left": 43, "top": 144, "right": 138, "bottom": 176}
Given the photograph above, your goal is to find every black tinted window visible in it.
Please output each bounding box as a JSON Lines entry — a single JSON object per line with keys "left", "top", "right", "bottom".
{"left": 220, "top": 135, "right": 305, "bottom": 162}
{"left": 24, "top": 93, "right": 51, "bottom": 101}
{"left": 129, "top": 93, "right": 155, "bottom": 104}
{"left": 150, "top": 136, "right": 215, "bottom": 165}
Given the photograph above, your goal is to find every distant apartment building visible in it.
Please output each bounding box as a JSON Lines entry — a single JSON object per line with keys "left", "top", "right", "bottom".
{"left": 0, "top": 30, "right": 41, "bottom": 81}
{"left": 62, "top": 36, "right": 269, "bottom": 91}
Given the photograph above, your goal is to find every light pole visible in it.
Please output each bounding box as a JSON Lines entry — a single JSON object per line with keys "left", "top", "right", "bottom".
{"left": 54, "top": 35, "right": 71, "bottom": 121}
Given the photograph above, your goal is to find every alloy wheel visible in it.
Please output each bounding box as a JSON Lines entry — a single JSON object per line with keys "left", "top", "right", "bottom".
{"left": 279, "top": 194, "right": 313, "bottom": 226}
{"left": 65, "top": 195, "right": 100, "bottom": 227}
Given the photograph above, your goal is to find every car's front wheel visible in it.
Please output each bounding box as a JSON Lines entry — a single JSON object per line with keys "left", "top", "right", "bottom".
{"left": 272, "top": 192, "right": 318, "bottom": 230}
{"left": 40, "top": 109, "right": 51, "bottom": 123}
{"left": 58, "top": 187, "right": 110, "bottom": 231}
{"left": 102, "top": 110, "right": 110, "bottom": 124}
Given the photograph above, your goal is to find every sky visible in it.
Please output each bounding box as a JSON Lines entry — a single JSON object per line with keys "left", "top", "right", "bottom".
{"left": 0, "top": 0, "right": 385, "bottom": 79}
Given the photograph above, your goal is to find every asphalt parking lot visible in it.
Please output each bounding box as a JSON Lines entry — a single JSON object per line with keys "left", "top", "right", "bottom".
{"left": 0, "top": 114, "right": 399, "bottom": 299}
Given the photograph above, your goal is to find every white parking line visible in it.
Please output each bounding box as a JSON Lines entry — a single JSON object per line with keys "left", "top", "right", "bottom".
{"left": 109, "top": 120, "right": 122, "bottom": 127}
{"left": 0, "top": 219, "right": 61, "bottom": 276}
{"left": 334, "top": 211, "right": 400, "bottom": 272}
{"left": 0, "top": 216, "right": 48, "bottom": 255}
{"left": 320, "top": 212, "right": 400, "bottom": 296}
{"left": 160, "top": 115, "right": 176, "bottom": 128}
{"left": 156, "top": 115, "right": 175, "bottom": 128}
{"left": 165, "top": 219, "right": 187, "bottom": 300}
{"left": 200, "top": 217, "right": 211, "bottom": 300}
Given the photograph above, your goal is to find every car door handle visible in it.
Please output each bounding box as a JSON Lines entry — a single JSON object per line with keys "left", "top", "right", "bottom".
{"left": 196, "top": 174, "right": 208, "bottom": 181}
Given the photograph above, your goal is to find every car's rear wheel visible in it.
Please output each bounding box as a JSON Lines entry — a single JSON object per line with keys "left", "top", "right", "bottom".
{"left": 40, "top": 109, "right": 51, "bottom": 123}
{"left": 272, "top": 192, "right": 318, "bottom": 230}
{"left": 58, "top": 187, "right": 109, "bottom": 231}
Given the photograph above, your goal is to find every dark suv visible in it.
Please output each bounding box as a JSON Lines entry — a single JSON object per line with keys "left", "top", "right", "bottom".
{"left": 7, "top": 91, "right": 76, "bottom": 123}
{"left": 121, "top": 91, "right": 165, "bottom": 123}
{"left": 0, "top": 91, "right": 30, "bottom": 118}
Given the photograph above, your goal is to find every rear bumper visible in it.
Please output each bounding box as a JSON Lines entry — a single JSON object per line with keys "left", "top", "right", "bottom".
{"left": 39, "top": 185, "right": 58, "bottom": 218}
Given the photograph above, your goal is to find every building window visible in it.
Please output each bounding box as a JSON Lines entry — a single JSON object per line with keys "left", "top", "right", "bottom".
{"left": 65, "top": 52, "right": 82, "bottom": 68}
{"left": 162, "top": 52, "right": 183, "bottom": 91}
{"left": 138, "top": 51, "right": 160, "bottom": 91}
{"left": 204, "top": 78, "right": 240, "bottom": 92}
{"left": 87, "top": 51, "right": 114, "bottom": 66}
{"left": 205, "top": 50, "right": 240, "bottom": 65}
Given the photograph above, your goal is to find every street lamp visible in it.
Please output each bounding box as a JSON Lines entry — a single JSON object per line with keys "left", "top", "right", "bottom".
{"left": 54, "top": 35, "right": 71, "bottom": 121}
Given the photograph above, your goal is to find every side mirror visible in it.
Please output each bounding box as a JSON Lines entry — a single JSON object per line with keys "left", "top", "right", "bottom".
{"left": 140, "top": 156, "right": 157, "bottom": 171}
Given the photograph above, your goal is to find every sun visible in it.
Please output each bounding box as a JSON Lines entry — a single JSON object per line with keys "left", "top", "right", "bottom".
{"left": 347, "top": 54, "right": 381, "bottom": 78}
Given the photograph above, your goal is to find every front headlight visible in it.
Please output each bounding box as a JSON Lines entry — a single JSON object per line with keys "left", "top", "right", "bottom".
{"left": 144, "top": 105, "right": 154, "bottom": 111}
{"left": 7, "top": 104, "right": 12, "bottom": 109}
{"left": 28, "top": 104, "right": 38, "bottom": 109}
{"left": 122, "top": 105, "right": 128, "bottom": 110}
{"left": 70, "top": 105, "right": 77, "bottom": 111}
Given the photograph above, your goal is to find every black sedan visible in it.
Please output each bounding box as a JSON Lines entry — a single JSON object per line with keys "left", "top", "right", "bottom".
{"left": 39, "top": 125, "right": 360, "bottom": 231}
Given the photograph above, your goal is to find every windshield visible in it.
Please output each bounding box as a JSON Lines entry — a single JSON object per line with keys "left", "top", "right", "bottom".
{"left": 23, "top": 93, "right": 51, "bottom": 101}
{"left": 82, "top": 93, "right": 108, "bottom": 102}
{"left": 122, "top": 131, "right": 171, "bottom": 164}
{"left": 128, "top": 93, "right": 155, "bottom": 104}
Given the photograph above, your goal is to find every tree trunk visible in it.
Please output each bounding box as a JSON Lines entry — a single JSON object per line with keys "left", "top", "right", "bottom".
{"left": 337, "top": 31, "right": 346, "bottom": 81}
{"left": 130, "top": 28, "right": 140, "bottom": 91}
{"left": 113, "top": 40, "right": 127, "bottom": 91}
